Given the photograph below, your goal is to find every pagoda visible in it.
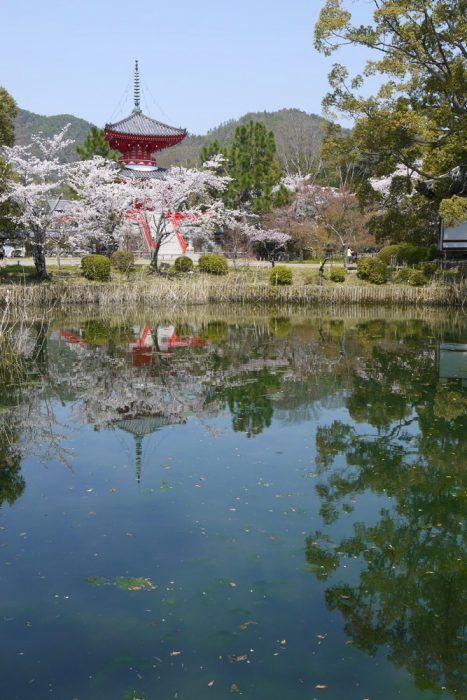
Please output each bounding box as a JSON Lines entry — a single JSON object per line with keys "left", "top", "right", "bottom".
{"left": 104, "top": 61, "right": 187, "bottom": 180}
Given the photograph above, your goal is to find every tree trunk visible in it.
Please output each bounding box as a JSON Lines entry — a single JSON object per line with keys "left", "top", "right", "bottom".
{"left": 149, "top": 242, "right": 162, "bottom": 273}
{"left": 33, "top": 238, "right": 49, "bottom": 280}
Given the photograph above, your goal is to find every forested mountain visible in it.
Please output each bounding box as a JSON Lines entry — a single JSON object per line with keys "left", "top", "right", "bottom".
{"left": 158, "top": 109, "right": 327, "bottom": 171}
{"left": 14, "top": 107, "right": 328, "bottom": 171}
{"left": 14, "top": 108, "right": 93, "bottom": 162}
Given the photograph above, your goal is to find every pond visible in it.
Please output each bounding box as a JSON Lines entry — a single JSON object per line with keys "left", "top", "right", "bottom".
{"left": 0, "top": 308, "right": 466, "bottom": 700}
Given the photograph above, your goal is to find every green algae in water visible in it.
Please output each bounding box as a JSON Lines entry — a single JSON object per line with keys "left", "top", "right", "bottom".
{"left": 85, "top": 576, "right": 111, "bottom": 587}
{"left": 115, "top": 577, "right": 156, "bottom": 591}
{"left": 86, "top": 576, "right": 156, "bottom": 591}
{"left": 123, "top": 691, "right": 146, "bottom": 700}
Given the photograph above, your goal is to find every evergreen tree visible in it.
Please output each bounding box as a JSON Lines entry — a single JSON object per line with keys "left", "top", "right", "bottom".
{"left": 76, "top": 126, "right": 119, "bottom": 161}
{"left": 202, "top": 122, "right": 290, "bottom": 215}
{"left": 0, "top": 87, "right": 16, "bottom": 147}
{"left": 0, "top": 87, "right": 19, "bottom": 238}
{"left": 227, "top": 122, "right": 284, "bottom": 214}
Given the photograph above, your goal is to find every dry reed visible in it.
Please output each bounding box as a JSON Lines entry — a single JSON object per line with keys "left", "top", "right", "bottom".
{"left": 0, "top": 277, "right": 465, "bottom": 311}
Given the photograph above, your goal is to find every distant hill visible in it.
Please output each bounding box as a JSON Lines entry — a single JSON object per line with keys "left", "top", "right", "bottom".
{"left": 157, "top": 109, "right": 329, "bottom": 171}
{"left": 14, "top": 107, "right": 330, "bottom": 171}
{"left": 14, "top": 108, "right": 94, "bottom": 163}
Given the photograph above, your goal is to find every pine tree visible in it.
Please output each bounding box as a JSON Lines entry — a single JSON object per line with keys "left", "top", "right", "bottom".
{"left": 227, "top": 122, "right": 283, "bottom": 214}
{"left": 201, "top": 122, "right": 289, "bottom": 215}
{"left": 76, "top": 126, "right": 119, "bottom": 161}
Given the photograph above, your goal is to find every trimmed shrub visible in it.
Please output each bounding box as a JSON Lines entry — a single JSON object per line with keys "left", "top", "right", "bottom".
{"left": 377, "top": 244, "right": 403, "bottom": 265}
{"left": 356, "top": 257, "right": 373, "bottom": 280}
{"left": 357, "top": 257, "right": 388, "bottom": 284}
{"left": 329, "top": 267, "right": 346, "bottom": 283}
{"left": 110, "top": 250, "right": 134, "bottom": 273}
{"left": 407, "top": 269, "right": 428, "bottom": 287}
{"left": 394, "top": 267, "right": 413, "bottom": 283}
{"left": 367, "top": 259, "right": 389, "bottom": 284}
{"left": 198, "top": 254, "right": 228, "bottom": 275}
{"left": 270, "top": 266, "right": 293, "bottom": 286}
{"left": 418, "top": 261, "right": 438, "bottom": 278}
{"left": 81, "top": 254, "right": 111, "bottom": 281}
{"left": 174, "top": 256, "right": 194, "bottom": 273}
{"left": 378, "top": 243, "right": 432, "bottom": 266}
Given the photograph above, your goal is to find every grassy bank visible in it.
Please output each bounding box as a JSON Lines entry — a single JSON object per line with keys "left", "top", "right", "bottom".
{"left": 0, "top": 275, "right": 465, "bottom": 310}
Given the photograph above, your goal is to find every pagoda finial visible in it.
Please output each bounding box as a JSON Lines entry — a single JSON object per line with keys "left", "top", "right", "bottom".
{"left": 133, "top": 60, "right": 141, "bottom": 113}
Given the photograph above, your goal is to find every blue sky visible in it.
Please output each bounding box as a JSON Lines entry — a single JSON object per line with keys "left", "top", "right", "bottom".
{"left": 2, "top": 0, "right": 374, "bottom": 134}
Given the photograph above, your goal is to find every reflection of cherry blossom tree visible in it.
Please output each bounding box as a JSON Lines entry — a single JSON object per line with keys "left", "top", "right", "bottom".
{"left": 0, "top": 126, "right": 75, "bottom": 278}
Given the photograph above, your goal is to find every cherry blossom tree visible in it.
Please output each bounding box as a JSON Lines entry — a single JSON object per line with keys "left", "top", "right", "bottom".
{"left": 243, "top": 224, "right": 291, "bottom": 267}
{"left": 68, "top": 156, "right": 138, "bottom": 253}
{"left": 0, "top": 126, "right": 74, "bottom": 279}
{"left": 135, "top": 163, "right": 231, "bottom": 272}
{"left": 290, "top": 175, "right": 368, "bottom": 267}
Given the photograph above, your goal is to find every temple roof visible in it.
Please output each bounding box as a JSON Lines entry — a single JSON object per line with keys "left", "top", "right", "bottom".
{"left": 105, "top": 111, "right": 187, "bottom": 139}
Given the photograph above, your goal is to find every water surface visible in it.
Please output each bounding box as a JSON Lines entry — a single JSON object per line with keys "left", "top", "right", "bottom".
{"left": 0, "top": 308, "right": 466, "bottom": 700}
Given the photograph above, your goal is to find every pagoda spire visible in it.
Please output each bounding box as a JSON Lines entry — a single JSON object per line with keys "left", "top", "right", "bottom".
{"left": 133, "top": 60, "right": 141, "bottom": 113}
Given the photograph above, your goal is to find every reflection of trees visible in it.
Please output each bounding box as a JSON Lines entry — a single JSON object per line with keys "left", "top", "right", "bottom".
{"left": 206, "top": 367, "right": 282, "bottom": 438}
{"left": 307, "top": 342, "right": 467, "bottom": 697}
{"left": 0, "top": 429, "right": 25, "bottom": 508}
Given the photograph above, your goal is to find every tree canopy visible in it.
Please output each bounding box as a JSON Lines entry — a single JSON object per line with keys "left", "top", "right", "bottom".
{"left": 201, "top": 121, "right": 290, "bottom": 215}
{"left": 76, "top": 126, "right": 119, "bottom": 161}
{"left": 0, "top": 87, "right": 18, "bottom": 238}
{"left": 314, "top": 0, "right": 467, "bottom": 238}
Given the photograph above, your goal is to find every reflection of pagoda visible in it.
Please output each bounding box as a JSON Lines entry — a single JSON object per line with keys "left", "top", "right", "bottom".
{"left": 104, "top": 60, "right": 187, "bottom": 181}
{"left": 129, "top": 325, "right": 208, "bottom": 366}
{"left": 115, "top": 415, "right": 175, "bottom": 483}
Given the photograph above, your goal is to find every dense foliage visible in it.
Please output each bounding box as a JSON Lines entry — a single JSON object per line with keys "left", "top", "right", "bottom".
{"left": 357, "top": 256, "right": 389, "bottom": 284}
{"left": 201, "top": 121, "right": 290, "bottom": 215}
{"left": 198, "top": 254, "right": 228, "bottom": 275}
{"left": 329, "top": 266, "right": 346, "bottom": 282}
{"left": 110, "top": 250, "right": 134, "bottom": 274}
{"left": 14, "top": 107, "right": 93, "bottom": 163}
{"left": 315, "top": 0, "right": 467, "bottom": 241}
{"left": 81, "top": 254, "right": 111, "bottom": 281}
{"left": 76, "top": 126, "right": 119, "bottom": 161}
{"left": 269, "top": 265, "right": 293, "bottom": 286}
{"left": 377, "top": 243, "right": 435, "bottom": 266}
{"left": 0, "top": 87, "right": 18, "bottom": 237}
{"left": 174, "top": 256, "right": 194, "bottom": 272}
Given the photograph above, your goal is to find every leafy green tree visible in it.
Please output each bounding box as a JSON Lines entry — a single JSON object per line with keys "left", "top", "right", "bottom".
{"left": 0, "top": 87, "right": 19, "bottom": 238}
{"left": 76, "top": 126, "right": 118, "bottom": 161}
{"left": 0, "top": 87, "right": 17, "bottom": 147}
{"left": 314, "top": 0, "right": 467, "bottom": 243}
